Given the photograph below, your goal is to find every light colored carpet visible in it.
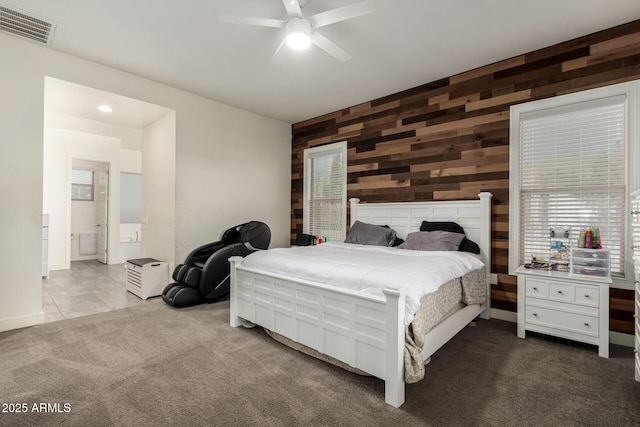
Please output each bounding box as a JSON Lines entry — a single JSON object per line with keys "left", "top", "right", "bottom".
{"left": 0, "top": 299, "right": 638, "bottom": 426}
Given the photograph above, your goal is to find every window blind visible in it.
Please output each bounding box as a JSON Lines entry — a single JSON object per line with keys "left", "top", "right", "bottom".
{"left": 305, "top": 143, "right": 346, "bottom": 241}
{"left": 518, "top": 96, "right": 626, "bottom": 276}
{"left": 71, "top": 168, "right": 94, "bottom": 201}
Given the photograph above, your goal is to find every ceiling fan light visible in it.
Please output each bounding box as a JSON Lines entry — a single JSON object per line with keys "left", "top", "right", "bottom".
{"left": 286, "top": 17, "right": 311, "bottom": 50}
{"left": 286, "top": 32, "right": 310, "bottom": 50}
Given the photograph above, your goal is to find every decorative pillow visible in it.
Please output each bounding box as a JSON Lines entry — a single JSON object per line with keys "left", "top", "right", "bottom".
{"left": 420, "top": 221, "right": 465, "bottom": 234}
{"left": 397, "top": 230, "right": 465, "bottom": 251}
{"left": 392, "top": 237, "right": 405, "bottom": 247}
{"left": 420, "top": 220, "right": 480, "bottom": 254}
{"left": 382, "top": 225, "right": 405, "bottom": 247}
{"left": 459, "top": 237, "right": 480, "bottom": 254}
{"left": 345, "top": 220, "right": 397, "bottom": 247}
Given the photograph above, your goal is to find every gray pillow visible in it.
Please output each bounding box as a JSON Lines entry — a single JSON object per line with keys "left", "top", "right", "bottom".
{"left": 397, "top": 230, "right": 465, "bottom": 251}
{"left": 345, "top": 220, "right": 397, "bottom": 247}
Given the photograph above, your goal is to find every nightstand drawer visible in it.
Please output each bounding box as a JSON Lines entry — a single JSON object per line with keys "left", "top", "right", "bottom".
{"left": 525, "top": 305, "right": 598, "bottom": 338}
{"left": 549, "top": 282, "right": 573, "bottom": 302}
{"left": 575, "top": 285, "right": 599, "bottom": 307}
{"left": 525, "top": 279, "right": 549, "bottom": 298}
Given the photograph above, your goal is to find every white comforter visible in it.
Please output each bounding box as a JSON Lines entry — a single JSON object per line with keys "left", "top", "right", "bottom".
{"left": 241, "top": 241, "right": 485, "bottom": 324}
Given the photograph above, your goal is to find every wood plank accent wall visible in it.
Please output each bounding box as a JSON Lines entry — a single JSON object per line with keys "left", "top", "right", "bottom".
{"left": 291, "top": 20, "right": 640, "bottom": 334}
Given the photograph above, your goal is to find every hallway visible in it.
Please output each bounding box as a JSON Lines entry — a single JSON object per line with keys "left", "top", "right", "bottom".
{"left": 42, "top": 260, "right": 160, "bottom": 323}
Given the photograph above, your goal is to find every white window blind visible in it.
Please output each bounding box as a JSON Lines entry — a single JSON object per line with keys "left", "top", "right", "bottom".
{"left": 518, "top": 96, "right": 626, "bottom": 276}
{"left": 71, "top": 168, "right": 94, "bottom": 201}
{"left": 304, "top": 142, "right": 346, "bottom": 241}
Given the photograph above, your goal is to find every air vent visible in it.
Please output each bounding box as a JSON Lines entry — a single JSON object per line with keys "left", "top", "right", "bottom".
{"left": 0, "top": 3, "right": 56, "bottom": 45}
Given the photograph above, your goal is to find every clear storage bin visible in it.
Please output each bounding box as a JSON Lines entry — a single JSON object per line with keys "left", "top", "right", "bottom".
{"left": 570, "top": 248, "right": 610, "bottom": 278}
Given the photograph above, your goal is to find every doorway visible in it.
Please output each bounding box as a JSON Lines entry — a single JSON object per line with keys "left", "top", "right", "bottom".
{"left": 70, "top": 159, "right": 109, "bottom": 264}
{"left": 42, "top": 77, "right": 176, "bottom": 322}
{"left": 43, "top": 76, "right": 176, "bottom": 273}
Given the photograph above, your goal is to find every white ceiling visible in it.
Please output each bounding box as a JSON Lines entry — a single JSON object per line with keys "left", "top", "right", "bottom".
{"left": 9, "top": 0, "right": 640, "bottom": 124}
{"left": 45, "top": 77, "right": 173, "bottom": 129}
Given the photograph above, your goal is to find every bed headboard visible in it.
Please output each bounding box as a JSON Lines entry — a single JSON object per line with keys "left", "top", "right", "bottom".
{"left": 350, "top": 192, "right": 493, "bottom": 296}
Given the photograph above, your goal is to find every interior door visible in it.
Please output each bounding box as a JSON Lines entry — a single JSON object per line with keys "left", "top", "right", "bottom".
{"left": 96, "top": 167, "right": 109, "bottom": 264}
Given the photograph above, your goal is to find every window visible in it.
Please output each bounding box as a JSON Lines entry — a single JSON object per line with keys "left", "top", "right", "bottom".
{"left": 303, "top": 141, "right": 347, "bottom": 242}
{"left": 71, "top": 168, "right": 94, "bottom": 201}
{"left": 120, "top": 172, "right": 142, "bottom": 223}
{"left": 509, "top": 81, "right": 640, "bottom": 286}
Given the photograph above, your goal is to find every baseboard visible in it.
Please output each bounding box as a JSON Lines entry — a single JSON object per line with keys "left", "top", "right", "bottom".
{"left": 610, "top": 331, "right": 635, "bottom": 348}
{"left": 0, "top": 311, "right": 44, "bottom": 333}
{"left": 489, "top": 308, "right": 635, "bottom": 349}
{"left": 490, "top": 308, "right": 517, "bottom": 323}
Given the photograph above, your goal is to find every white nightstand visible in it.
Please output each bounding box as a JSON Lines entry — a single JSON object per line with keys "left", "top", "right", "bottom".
{"left": 516, "top": 266, "right": 610, "bottom": 358}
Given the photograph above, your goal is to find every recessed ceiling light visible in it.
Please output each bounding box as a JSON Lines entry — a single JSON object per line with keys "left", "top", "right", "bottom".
{"left": 98, "top": 105, "right": 112, "bottom": 113}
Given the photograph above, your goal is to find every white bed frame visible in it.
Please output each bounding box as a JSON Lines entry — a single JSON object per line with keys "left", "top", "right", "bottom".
{"left": 229, "top": 192, "right": 492, "bottom": 408}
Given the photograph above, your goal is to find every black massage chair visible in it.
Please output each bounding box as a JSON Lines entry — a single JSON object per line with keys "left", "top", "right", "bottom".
{"left": 162, "top": 221, "right": 271, "bottom": 307}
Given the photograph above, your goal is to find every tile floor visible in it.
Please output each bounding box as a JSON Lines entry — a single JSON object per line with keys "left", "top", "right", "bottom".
{"left": 42, "top": 260, "right": 161, "bottom": 323}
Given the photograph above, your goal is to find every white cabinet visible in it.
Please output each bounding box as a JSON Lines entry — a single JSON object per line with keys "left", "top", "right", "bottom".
{"left": 125, "top": 258, "right": 168, "bottom": 300}
{"left": 517, "top": 266, "right": 610, "bottom": 358}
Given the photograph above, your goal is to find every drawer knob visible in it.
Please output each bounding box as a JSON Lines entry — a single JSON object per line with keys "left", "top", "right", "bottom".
{"left": 533, "top": 313, "right": 538, "bottom": 317}
{"left": 584, "top": 294, "right": 590, "bottom": 298}
{"left": 533, "top": 287, "right": 538, "bottom": 291}
{"left": 584, "top": 322, "right": 590, "bottom": 327}
{"left": 557, "top": 290, "right": 563, "bottom": 294}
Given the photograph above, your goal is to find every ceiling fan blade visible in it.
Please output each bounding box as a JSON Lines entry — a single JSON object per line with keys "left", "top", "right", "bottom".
{"left": 308, "top": 0, "right": 375, "bottom": 28}
{"left": 311, "top": 32, "right": 351, "bottom": 62}
{"left": 282, "top": 0, "right": 302, "bottom": 18}
{"left": 219, "top": 14, "right": 286, "bottom": 28}
{"left": 270, "top": 38, "right": 289, "bottom": 64}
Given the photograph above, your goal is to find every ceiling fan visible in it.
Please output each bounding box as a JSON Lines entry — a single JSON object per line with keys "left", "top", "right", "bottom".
{"left": 219, "top": 0, "right": 375, "bottom": 64}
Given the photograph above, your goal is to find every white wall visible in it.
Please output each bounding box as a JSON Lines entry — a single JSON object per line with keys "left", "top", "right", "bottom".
{"left": 0, "top": 33, "right": 291, "bottom": 332}
{"left": 141, "top": 112, "right": 176, "bottom": 270}
{"left": 43, "top": 127, "right": 122, "bottom": 270}
{"left": 174, "top": 97, "right": 292, "bottom": 260}
{"left": 46, "top": 111, "right": 143, "bottom": 151}
{"left": 120, "top": 149, "right": 142, "bottom": 174}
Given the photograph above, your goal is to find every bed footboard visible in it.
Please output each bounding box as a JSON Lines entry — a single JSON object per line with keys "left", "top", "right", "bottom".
{"left": 229, "top": 256, "right": 408, "bottom": 408}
